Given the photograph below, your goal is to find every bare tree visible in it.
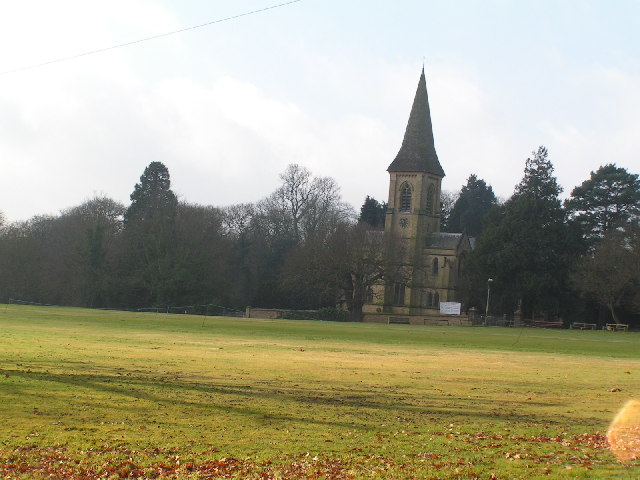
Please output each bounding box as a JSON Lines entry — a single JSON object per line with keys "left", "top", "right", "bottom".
{"left": 261, "top": 164, "right": 354, "bottom": 244}
{"left": 573, "top": 224, "right": 640, "bottom": 324}
{"left": 172, "top": 202, "right": 231, "bottom": 305}
{"left": 439, "top": 189, "right": 458, "bottom": 231}
{"left": 281, "top": 222, "right": 409, "bottom": 320}
{"left": 222, "top": 203, "right": 255, "bottom": 239}
{"left": 303, "top": 176, "right": 354, "bottom": 239}
{"left": 275, "top": 164, "right": 314, "bottom": 242}
{"left": 335, "top": 225, "right": 410, "bottom": 321}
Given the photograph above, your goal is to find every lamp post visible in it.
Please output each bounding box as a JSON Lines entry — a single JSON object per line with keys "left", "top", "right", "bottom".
{"left": 485, "top": 278, "right": 493, "bottom": 324}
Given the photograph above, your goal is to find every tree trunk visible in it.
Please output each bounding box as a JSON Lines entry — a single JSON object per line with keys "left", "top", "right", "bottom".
{"left": 347, "top": 273, "right": 364, "bottom": 322}
{"left": 607, "top": 302, "right": 621, "bottom": 324}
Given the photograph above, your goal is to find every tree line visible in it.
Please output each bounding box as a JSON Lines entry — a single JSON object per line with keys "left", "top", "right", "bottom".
{"left": 1, "top": 149, "right": 638, "bottom": 325}
{"left": 0, "top": 162, "right": 377, "bottom": 320}
{"left": 450, "top": 148, "right": 640, "bottom": 325}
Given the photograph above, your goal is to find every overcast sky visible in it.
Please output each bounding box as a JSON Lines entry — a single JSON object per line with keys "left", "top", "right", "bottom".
{"left": 1, "top": 0, "right": 639, "bottom": 222}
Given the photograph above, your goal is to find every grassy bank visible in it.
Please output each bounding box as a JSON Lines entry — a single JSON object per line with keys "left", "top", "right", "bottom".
{"left": 1, "top": 304, "right": 639, "bottom": 478}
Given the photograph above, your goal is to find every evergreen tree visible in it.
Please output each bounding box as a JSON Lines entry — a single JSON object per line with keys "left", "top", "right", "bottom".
{"left": 514, "top": 146, "right": 561, "bottom": 200}
{"left": 64, "top": 196, "right": 125, "bottom": 307}
{"left": 565, "top": 163, "right": 640, "bottom": 245}
{"left": 446, "top": 174, "right": 497, "bottom": 235}
{"left": 124, "top": 162, "right": 178, "bottom": 226}
{"left": 358, "top": 196, "right": 386, "bottom": 229}
{"left": 122, "top": 162, "right": 179, "bottom": 306}
{"left": 465, "top": 147, "right": 580, "bottom": 318}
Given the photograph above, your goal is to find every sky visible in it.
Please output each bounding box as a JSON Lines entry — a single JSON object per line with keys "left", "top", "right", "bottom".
{"left": 1, "top": 0, "right": 639, "bottom": 222}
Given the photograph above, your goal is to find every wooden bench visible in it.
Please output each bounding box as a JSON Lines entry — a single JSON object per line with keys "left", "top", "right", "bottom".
{"left": 389, "top": 317, "right": 410, "bottom": 324}
{"left": 533, "top": 320, "right": 563, "bottom": 328}
{"left": 570, "top": 322, "right": 597, "bottom": 330}
{"left": 606, "top": 323, "right": 629, "bottom": 332}
{"left": 424, "top": 318, "right": 450, "bottom": 326}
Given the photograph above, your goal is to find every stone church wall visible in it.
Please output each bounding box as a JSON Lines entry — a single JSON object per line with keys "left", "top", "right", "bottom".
{"left": 362, "top": 313, "right": 472, "bottom": 326}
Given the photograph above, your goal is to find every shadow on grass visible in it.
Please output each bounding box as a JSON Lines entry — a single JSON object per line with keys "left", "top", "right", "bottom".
{"left": 4, "top": 365, "right": 570, "bottom": 430}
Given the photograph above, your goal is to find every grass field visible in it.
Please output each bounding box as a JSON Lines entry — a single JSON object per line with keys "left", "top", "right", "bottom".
{"left": 1, "top": 304, "right": 639, "bottom": 479}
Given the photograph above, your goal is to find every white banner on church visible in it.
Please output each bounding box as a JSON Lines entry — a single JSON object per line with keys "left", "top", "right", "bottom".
{"left": 440, "top": 302, "right": 461, "bottom": 315}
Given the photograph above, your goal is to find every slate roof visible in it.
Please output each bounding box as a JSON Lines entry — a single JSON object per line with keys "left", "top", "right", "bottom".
{"left": 425, "top": 232, "right": 464, "bottom": 250}
{"left": 387, "top": 68, "right": 445, "bottom": 177}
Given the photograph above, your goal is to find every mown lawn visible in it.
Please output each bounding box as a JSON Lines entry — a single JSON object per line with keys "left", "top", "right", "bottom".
{"left": 0, "top": 304, "right": 639, "bottom": 479}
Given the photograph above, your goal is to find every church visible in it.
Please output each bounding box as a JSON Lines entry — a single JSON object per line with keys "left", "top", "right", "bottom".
{"left": 362, "top": 69, "right": 473, "bottom": 325}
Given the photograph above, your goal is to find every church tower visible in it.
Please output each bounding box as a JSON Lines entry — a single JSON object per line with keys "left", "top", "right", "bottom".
{"left": 384, "top": 68, "right": 445, "bottom": 312}
{"left": 362, "top": 68, "right": 472, "bottom": 324}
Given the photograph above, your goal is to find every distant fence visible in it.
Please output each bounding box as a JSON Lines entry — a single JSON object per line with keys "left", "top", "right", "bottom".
{"left": 6, "top": 299, "right": 350, "bottom": 322}
{"left": 246, "top": 307, "right": 350, "bottom": 322}
{"left": 11, "top": 300, "right": 622, "bottom": 329}
{"left": 473, "top": 315, "right": 520, "bottom": 327}
{"left": 472, "top": 315, "right": 568, "bottom": 328}
{"left": 7, "top": 299, "right": 245, "bottom": 318}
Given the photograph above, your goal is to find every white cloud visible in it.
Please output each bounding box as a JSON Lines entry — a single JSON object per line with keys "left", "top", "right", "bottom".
{"left": 541, "top": 66, "right": 640, "bottom": 196}
{"left": 143, "top": 75, "right": 316, "bottom": 204}
{"left": 1, "top": 1, "right": 639, "bottom": 222}
{"left": 140, "top": 75, "right": 398, "bottom": 210}
{"left": 0, "top": 0, "right": 187, "bottom": 220}
{"left": 427, "top": 64, "right": 523, "bottom": 197}
{"left": 0, "top": 1, "right": 182, "bottom": 74}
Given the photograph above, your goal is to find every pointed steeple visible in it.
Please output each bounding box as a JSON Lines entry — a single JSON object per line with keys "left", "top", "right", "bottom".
{"left": 387, "top": 68, "right": 445, "bottom": 176}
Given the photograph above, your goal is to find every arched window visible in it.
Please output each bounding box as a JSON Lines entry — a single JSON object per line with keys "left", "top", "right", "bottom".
{"left": 434, "top": 291, "right": 440, "bottom": 307}
{"left": 400, "top": 183, "right": 412, "bottom": 212}
{"left": 426, "top": 184, "right": 435, "bottom": 213}
{"left": 426, "top": 291, "right": 433, "bottom": 307}
{"left": 432, "top": 257, "right": 439, "bottom": 276}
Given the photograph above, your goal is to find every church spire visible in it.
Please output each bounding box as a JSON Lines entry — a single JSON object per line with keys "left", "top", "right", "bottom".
{"left": 387, "top": 68, "right": 445, "bottom": 176}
